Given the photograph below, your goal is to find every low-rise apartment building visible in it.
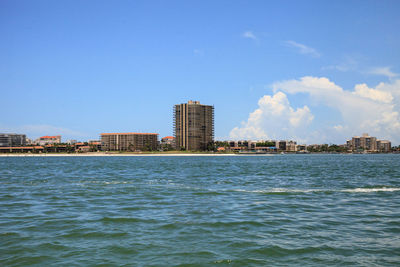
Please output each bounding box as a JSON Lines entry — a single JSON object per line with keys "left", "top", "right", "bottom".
{"left": 347, "top": 133, "right": 392, "bottom": 152}
{"left": 0, "top": 133, "right": 26, "bottom": 147}
{"left": 101, "top": 132, "right": 158, "bottom": 151}
{"left": 377, "top": 140, "right": 391, "bottom": 153}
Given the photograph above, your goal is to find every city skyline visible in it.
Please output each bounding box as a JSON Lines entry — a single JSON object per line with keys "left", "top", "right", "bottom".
{"left": 1, "top": 1, "right": 400, "bottom": 145}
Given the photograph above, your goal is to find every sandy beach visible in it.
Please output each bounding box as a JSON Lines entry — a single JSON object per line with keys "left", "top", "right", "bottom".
{"left": 0, "top": 152, "right": 241, "bottom": 157}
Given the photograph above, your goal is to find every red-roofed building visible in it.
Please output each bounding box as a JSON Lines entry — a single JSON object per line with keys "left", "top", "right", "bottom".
{"left": 88, "top": 141, "right": 102, "bottom": 151}
{"left": 161, "top": 136, "right": 175, "bottom": 145}
{"left": 35, "top": 135, "right": 61, "bottom": 145}
{"left": 160, "top": 136, "right": 175, "bottom": 151}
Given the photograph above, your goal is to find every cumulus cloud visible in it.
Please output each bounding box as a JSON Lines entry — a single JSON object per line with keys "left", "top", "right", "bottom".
{"left": 285, "top": 40, "right": 320, "bottom": 58}
{"left": 273, "top": 77, "right": 400, "bottom": 143}
{"left": 230, "top": 92, "right": 314, "bottom": 141}
{"left": 353, "top": 83, "right": 393, "bottom": 103}
{"left": 375, "top": 79, "right": 400, "bottom": 108}
{"left": 242, "top": 31, "right": 257, "bottom": 40}
{"left": 231, "top": 77, "right": 400, "bottom": 144}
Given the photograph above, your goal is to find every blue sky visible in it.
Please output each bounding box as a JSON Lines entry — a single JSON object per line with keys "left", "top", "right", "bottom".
{"left": 1, "top": 0, "right": 400, "bottom": 144}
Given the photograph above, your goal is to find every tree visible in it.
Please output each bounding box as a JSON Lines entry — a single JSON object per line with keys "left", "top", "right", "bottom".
{"left": 256, "top": 141, "right": 275, "bottom": 147}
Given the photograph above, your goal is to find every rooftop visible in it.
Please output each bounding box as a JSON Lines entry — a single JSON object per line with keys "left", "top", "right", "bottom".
{"left": 100, "top": 132, "right": 158, "bottom": 136}
{"left": 0, "top": 146, "right": 44, "bottom": 149}
{"left": 39, "top": 135, "right": 61, "bottom": 139}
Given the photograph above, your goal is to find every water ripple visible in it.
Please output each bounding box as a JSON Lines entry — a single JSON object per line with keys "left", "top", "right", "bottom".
{"left": 1, "top": 155, "right": 399, "bottom": 266}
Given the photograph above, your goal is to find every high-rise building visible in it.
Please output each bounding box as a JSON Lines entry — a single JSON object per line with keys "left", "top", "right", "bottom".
{"left": 100, "top": 132, "right": 158, "bottom": 151}
{"left": 0, "top": 133, "right": 26, "bottom": 147}
{"left": 174, "top": 100, "right": 214, "bottom": 151}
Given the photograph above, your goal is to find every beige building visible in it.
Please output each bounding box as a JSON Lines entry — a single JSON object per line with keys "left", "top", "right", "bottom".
{"left": 377, "top": 140, "right": 391, "bottom": 152}
{"left": 275, "top": 140, "right": 297, "bottom": 152}
{"left": 348, "top": 133, "right": 391, "bottom": 152}
{"left": 348, "top": 133, "right": 377, "bottom": 151}
{"left": 174, "top": 100, "right": 214, "bottom": 151}
{"left": 101, "top": 132, "right": 158, "bottom": 151}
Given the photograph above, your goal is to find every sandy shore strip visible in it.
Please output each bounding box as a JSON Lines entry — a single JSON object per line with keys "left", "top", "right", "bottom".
{"left": 0, "top": 153, "right": 248, "bottom": 157}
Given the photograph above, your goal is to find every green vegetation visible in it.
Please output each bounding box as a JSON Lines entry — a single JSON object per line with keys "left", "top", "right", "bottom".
{"left": 256, "top": 141, "right": 276, "bottom": 147}
{"left": 307, "top": 144, "right": 348, "bottom": 153}
{"left": 214, "top": 141, "right": 230, "bottom": 147}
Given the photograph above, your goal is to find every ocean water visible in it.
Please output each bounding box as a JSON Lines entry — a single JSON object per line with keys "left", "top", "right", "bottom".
{"left": 1, "top": 154, "right": 400, "bottom": 266}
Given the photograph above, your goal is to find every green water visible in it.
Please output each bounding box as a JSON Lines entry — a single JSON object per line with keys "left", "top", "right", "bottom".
{"left": 1, "top": 155, "right": 399, "bottom": 266}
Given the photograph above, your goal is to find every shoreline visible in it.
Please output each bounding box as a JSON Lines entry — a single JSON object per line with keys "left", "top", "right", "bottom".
{"left": 0, "top": 152, "right": 240, "bottom": 157}
{"left": 0, "top": 152, "right": 397, "bottom": 157}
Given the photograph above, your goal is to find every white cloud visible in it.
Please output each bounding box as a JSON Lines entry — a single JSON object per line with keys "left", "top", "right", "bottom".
{"left": 285, "top": 40, "right": 320, "bottom": 58}
{"left": 353, "top": 83, "right": 393, "bottom": 103}
{"left": 368, "top": 67, "right": 398, "bottom": 78}
{"left": 242, "top": 31, "right": 257, "bottom": 40}
{"left": 375, "top": 80, "right": 400, "bottom": 108}
{"left": 231, "top": 77, "right": 400, "bottom": 144}
{"left": 229, "top": 92, "right": 314, "bottom": 141}
{"left": 272, "top": 77, "right": 400, "bottom": 143}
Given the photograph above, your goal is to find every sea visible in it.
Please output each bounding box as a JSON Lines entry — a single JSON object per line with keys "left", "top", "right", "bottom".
{"left": 1, "top": 154, "right": 399, "bottom": 266}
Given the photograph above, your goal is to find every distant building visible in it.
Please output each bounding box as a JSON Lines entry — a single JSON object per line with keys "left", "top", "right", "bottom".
{"left": 224, "top": 139, "right": 305, "bottom": 152}
{"left": 174, "top": 100, "right": 214, "bottom": 151}
{"left": 161, "top": 136, "right": 175, "bottom": 148}
{"left": 77, "top": 146, "right": 91, "bottom": 153}
{"left": 347, "top": 133, "right": 391, "bottom": 152}
{"left": 161, "top": 136, "right": 175, "bottom": 145}
{"left": 275, "top": 140, "right": 297, "bottom": 152}
{"left": 295, "top": 144, "right": 307, "bottom": 152}
{"left": 351, "top": 133, "right": 377, "bottom": 151}
{"left": 276, "top": 140, "right": 287, "bottom": 151}
{"left": 0, "top": 133, "right": 26, "bottom": 147}
{"left": 286, "top": 141, "right": 297, "bottom": 152}
{"left": 36, "top": 135, "right": 61, "bottom": 146}
{"left": 377, "top": 140, "right": 391, "bottom": 153}
{"left": 0, "top": 146, "right": 43, "bottom": 153}
{"left": 223, "top": 139, "right": 306, "bottom": 152}
{"left": 100, "top": 132, "right": 158, "bottom": 151}
{"left": 26, "top": 138, "right": 34, "bottom": 145}
{"left": 226, "top": 140, "right": 257, "bottom": 150}
{"left": 89, "top": 140, "right": 102, "bottom": 151}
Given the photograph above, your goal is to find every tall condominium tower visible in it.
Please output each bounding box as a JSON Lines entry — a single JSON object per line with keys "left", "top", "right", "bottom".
{"left": 174, "top": 100, "right": 214, "bottom": 151}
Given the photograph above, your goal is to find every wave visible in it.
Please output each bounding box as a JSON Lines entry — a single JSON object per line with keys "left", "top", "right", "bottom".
{"left": 341, "top": 187, "right": 400, "bottom": 193}
{"left": 228, "top": 187, "right": 400, "bottom": 194}
{"left": 75, "top": 180, "right": 400, "bottom": 194}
